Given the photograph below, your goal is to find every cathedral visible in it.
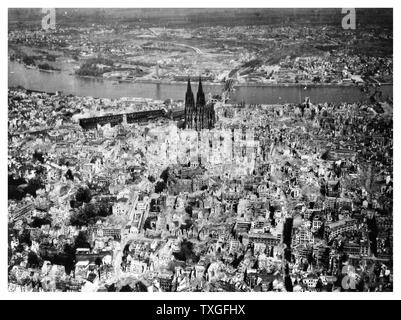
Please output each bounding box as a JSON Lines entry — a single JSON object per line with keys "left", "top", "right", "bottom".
{"left": 184, "top": 78, "right": 216, "bottom": 131}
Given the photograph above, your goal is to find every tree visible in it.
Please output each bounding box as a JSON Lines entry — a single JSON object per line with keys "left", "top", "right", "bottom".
{"left": 75, "top": 187, "right": 91, "bottom": 203}
{"left": 97, "top": 203, "right": 112, "bottom": 217}
{"left": 22, "top": 55, "right": 36, "bottom": 66}
{"left": 70, "top": 202, "right": 112, "bottom": 226}
{"left": 76, "top": 57, "right": 113, "bottom": 77}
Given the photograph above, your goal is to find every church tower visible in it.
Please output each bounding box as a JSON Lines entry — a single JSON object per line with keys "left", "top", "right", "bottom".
{"left": 195, "top": 77, "right": 206, "bottom": 131}
{"left": 184, "top": 78, "right": 195, "bottom": 129}
{"left": 184, "top": 76, "right": 215, "bottom": 131}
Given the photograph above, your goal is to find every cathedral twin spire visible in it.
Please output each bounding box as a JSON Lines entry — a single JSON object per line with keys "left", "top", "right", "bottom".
{"left": 184, "top": 77, "right": 215, "bottom": 131}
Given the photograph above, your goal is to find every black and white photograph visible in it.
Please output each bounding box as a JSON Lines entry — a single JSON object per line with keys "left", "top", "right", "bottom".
{"left": 4, "top": 4, "right": 396, "bottom": 299}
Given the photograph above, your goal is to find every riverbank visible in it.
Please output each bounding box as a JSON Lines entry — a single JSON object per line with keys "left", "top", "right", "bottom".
{"left": 73, "top": 73, "right": 392, "bottom": 88}
{"left": 13, "top": 59, "right": 393, "bottom": 88}
{"left": 9, "top": 60, "right": 393, "bottom": 104}
{"left": 13, "top": 62, "right": 61, "bottom": 73}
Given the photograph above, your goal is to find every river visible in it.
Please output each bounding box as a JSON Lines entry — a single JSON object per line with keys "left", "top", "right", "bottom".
{"left": 8, "top": 61, "right": 392, "bottom": 104}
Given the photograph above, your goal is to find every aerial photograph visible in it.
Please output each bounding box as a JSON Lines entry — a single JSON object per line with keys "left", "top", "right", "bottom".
{"left": 7, "top": 8, "right": 393, "bottom": 292}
